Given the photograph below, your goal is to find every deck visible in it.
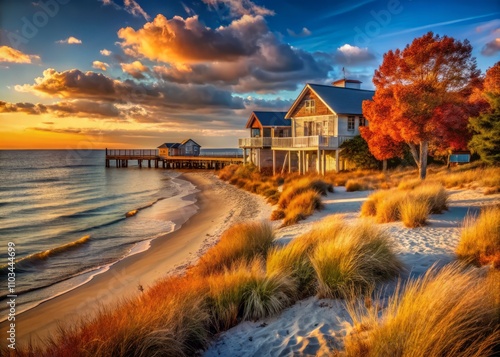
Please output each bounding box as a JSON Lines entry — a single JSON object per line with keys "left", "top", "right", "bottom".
{"left": 105, "top": 149, "right": 243, "bottom": 169}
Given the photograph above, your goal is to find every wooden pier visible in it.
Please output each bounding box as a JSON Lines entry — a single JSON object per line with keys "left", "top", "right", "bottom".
{"left": 105, "top": 149, "right": 243, "bottom": 169}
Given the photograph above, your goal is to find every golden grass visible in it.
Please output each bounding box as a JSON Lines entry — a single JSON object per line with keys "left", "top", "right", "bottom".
{"left": 193, "top": 221, "right": 275, "bottom": 276}
{"left": 375, "top": 191, "right": 405, "bottom": 223}
{"left": 456, "top": 206, "right": 500, "bottom": 268}
{"left": 399, "top": 196, "right": 430, "bottom": 228}
{"left": 343, "top": 264, "right": 500, "bottom": 357}
{"left": 310, "top": 220, "right": 403, "bottom": 299}
{"left": 278, "top": 177, "right": 332, "bottom": 210}
{"left": 412, "top": 182, "right": 448, "bottom": 214}
{"left": 281, "top": 189, "right": 324, "bottom": 227}
{"left": 207, "top": 258, "right": 295, "bottom": 331}
{"left": 397, "top": 177, "right": 423, "bottom": 190}
{"left": 345, "top": 179, "right": 369, "bottom": 192}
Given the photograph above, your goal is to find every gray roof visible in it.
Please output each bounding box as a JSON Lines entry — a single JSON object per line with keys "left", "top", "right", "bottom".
{"left": 180, "top": 138, "right": 201, "bottom": 147}
{"left": 158, "top": 143, "right": 181, "bottom": 148}
{"left": 252, "top": 111, "right": 290, "bottom": 127}
{"left": 307, "top": 84, "right": 374, "bottom": 115}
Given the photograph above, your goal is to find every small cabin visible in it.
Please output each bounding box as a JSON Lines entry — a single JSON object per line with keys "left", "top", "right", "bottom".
{"left": 158, "top": 139, "right": 201, "bottom": 157}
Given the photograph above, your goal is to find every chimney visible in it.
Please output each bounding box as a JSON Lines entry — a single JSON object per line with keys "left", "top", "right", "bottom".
{"left": 332, "top": 79, "right": 362, "bottom": 89}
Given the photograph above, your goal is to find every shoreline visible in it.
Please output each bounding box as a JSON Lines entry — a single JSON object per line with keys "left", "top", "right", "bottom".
{"left": 2, "top": 171, "right": 271, "bottom": 348}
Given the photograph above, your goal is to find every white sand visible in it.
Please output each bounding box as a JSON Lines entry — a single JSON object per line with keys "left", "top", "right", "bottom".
{"left": 204, "top": 186, "right": 500, "bottom": 357}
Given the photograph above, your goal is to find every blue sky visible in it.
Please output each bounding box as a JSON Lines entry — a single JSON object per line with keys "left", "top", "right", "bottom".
{"left": 0, "top": 0, "right": 499, "bottom": 148}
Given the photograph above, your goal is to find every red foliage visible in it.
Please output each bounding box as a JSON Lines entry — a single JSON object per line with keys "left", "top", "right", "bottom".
{"left": 363, "top": 32, "right": 482, "bottom": 156}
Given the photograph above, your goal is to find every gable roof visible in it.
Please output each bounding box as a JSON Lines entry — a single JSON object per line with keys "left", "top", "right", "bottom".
{"left": 285, "top": 84, "right": 375, "bottom": 118}
{"left": 158, "top": 143, "right": 181, "bottom": 148}
{"left": 245, "top": 111, "right": 290, "bottom": 129}
{"left": 180, "top": 138, "right": 201, "bottom": 147}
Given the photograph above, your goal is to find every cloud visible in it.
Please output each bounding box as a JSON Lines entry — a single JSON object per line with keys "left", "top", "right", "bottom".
{"left": 101, "top": 0, "right": 150, "bottom": 20}
{"left": 121, "top": 61, "right": 149, "bottom": 79}
{"left": 0, "top": 46, "right": 40, "bottom": 64}
{"left": 181, "top": 1, "right": 196, "bottom": 16}
{"left": 120, "top": 14, "right": 333, "bottom": 92}
{"left": 123, "top": 0, "right": 150, "bottom": 20}
{"left": 118, "top": 14, "right": 268, "bottom": 63}
{"left": 287, "top": 27, "right": 312, "bottom": 38}
{"left": 56, "top": 36, "right": 82, "bottom": 44}
{"left": 14, "top": 68, "right": 245, "bottom": 114}
{"left": 333, "top": 44, "right": 376, "bottom": 65}
{"left": 0, "top": 101, "right": 47, "bottom": 114}
{"left": 243, "top": 96, "right": 294, "bottom": 110}
{"left": 100, "top": 49, "right": 112, "bottom": 56}
{"left": 481, "top": 38, "right": 500, "bottom": 56}
{"left": 93, "top": 61, "right": 110, "bottom": 71}
{"left": 201, "top": 0, "right": 274, "bottom": 17}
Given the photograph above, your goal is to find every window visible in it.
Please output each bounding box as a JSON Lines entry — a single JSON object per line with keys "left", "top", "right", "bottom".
{"left": 323, "top": 120, "right": 329, "bottom": 135}
{"left": 305, "top": 99, "right": 315, "bottom": 114}
{"left": 251, "top": 128, "right": 261, "bottom": 137}
{"left": 348, "top": 116, "right": 355, "bottom": 131}
{"left": 359, "top": 117, "right": 366, "bottom": 127}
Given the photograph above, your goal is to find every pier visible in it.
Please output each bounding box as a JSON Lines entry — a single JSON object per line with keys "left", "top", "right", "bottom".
{"left": 105, "top": 149, "right": 243, "bottom": 169}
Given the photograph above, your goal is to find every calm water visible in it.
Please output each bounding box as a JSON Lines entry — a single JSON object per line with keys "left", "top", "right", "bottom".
{"left": 0, "top": 150, "right": 199, "bottom": 317}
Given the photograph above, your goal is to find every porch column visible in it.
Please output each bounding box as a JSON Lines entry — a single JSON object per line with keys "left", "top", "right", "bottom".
{"left": 243, "top": 148, "right": 247, "bottom": 165}
{"left": 306, "top": 152, "right": 309, "bottom": 173}
{"left": 317, "top": 148, "right": 321, "bottom": 174}
{"left": 298, "top": 151, "right": 302, "bottom": 174}
{"left": 322, "top": 150, "right": 326, "bottom": 175}
{"left": 257, "top": 149, "right": 261, "bottom": 171}
{"left": 272, "top": 150, "right": 276, "bottom": 176}
{"left": 288, "top": 151, "right": 291, "bottom": 173}
{"left": 335, "top": 150, "right": 340, "bottom": 173}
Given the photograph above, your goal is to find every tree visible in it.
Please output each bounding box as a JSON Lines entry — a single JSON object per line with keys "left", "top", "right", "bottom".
{"left": 363, "top": 32, "right": 481, "bottom": 179}
{"left": 468, "top": 61, "right": 500, "bottom": 165}
{"left": 339, "top": 135, "right": 379, "bottom": 169}
{"left": 359, "top": 127, "right": 404, "bottom": 171}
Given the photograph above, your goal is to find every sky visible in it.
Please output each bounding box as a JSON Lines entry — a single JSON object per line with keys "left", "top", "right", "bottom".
{"left": 0, "top": 0, "right": 499, "bottom": 149}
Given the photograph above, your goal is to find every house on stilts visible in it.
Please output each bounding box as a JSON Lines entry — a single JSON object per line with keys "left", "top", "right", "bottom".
{"left": 239, "top": 79, "right": 374, "bottom": 174}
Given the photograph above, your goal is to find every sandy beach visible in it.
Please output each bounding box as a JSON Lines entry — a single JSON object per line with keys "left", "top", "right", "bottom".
{"left": 204, "top": 186, "right": 500, "bottom": 357}
{"left": 3, "top": 171, "right": 271, "bottom": 347}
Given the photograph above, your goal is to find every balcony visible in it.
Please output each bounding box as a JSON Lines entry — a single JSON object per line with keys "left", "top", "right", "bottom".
{"left": 238, "top": 137, "right": 272, "bottom": 148}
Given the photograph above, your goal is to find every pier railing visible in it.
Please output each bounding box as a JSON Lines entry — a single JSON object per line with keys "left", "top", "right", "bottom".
{"left": 106, "top": 149, "right": 158, "bottom": 157}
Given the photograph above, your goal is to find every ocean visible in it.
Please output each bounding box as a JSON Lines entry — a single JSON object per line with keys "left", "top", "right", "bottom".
{"left": 0, "top": 150, "right": 203, "bottom": 318}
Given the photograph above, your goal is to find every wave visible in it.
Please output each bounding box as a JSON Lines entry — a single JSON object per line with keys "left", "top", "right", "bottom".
{"left": 125, "top": 197, "right": 166, "bottom": 218}
{"left": 1, "top": 235, "right": 91, "bottom": 271}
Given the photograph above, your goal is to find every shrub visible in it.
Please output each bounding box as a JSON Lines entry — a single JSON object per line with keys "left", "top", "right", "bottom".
{"left": 345, "top": 179, "right": 364, "bottom": 192}
{"left": 193, "top": 221, "right": 275, "bottom": 276}
{"left": 344, "top": 264, "right": 500, "bottom": 357}
{"left": 310, "top": 221, "right": 402, "bottom": 298}
{"left": 399, "top": 196, "right": 430, "bottom": 228}
{"left": 456, "top": 206, "right": 500, "bottom": 267}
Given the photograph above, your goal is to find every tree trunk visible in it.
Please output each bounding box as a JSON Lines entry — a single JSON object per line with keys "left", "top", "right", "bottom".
{"left": 382, "top": 159, "right": 387, "bottom": 172}
{"left": 419, "top": 140, "right": 428, "bottom": 179}
{"left": 408, "top": 143, "right": 420, "bottom": 170}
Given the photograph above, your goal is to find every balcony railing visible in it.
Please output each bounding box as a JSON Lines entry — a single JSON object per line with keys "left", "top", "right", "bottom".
{"left": 238, "top": 137, "right": 272, "bottom": 148}
{"left": 239, "top": 135, "right": 356, "bottom": 150}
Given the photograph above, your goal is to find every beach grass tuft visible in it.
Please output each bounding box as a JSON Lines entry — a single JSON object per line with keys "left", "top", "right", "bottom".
{"left": 343, "top": 263, "right": 500, "bottom": 357}
{"left": 310, "top": 220, "right": 403, "bottom": 299}
{"left": 281, "top": 189, "right": 324, "bottom": 227}
{"left": 399, "top": 196, "right": 430, "bottom": 228}
{"left": 193, "top": 221, "right": 275, "bottom": 276}
{"left": 456, "top": 206, "right": 500, "bottom": 267}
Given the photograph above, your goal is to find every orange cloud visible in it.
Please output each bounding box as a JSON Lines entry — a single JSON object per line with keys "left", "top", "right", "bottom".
{"left": 56, "top": 36, "right": 83, "bottom": 44}
{"left": 0, "top": 46, "right": 40, "bottom": 64}
{"left": 100, "top": 49, "right": 112, "bottom": 56}
{"left": 121, "top": 60, "right": 149, "bottom": 78}
{"left": 93, "top": 60, "right": 110, "bottom": 71}
{"left": 117, "top": 14, "right": 267, "bottom": 63}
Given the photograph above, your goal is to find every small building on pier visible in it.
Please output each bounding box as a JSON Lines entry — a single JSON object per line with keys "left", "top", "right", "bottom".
{"left": 158, "top": 138, "right": 201, "bottom": 158}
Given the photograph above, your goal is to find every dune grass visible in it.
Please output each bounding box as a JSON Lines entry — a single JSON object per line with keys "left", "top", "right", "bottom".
{"left": 207, "top": 258, "right": 295, "bottom": 332}
{"left": 361, "top": 182, "right": 448, "bottom": 227}
{"left": 399, "top": 196, "right": 430, "bottom": 228}
{"left": 193, "top": 221, "right": 274, "bottom": 276}
{"left": 278, "top": 177, "right": 332, "bottom": 210}
{"left": 311, "top": 221, "right": 403, "bottom": 298}
{"left": 343, "top": 264, "right": 500, "bottom": 357}
{"left": 281, "top": 189, "right": 324, "bottom": 227}
{"left": 456, "top": 206, "right": 500, "bottom": 268}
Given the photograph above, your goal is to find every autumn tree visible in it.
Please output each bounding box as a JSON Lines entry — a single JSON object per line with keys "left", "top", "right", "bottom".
{"left": 360, "top": 127, "right": 404, "bottom": 172}
{"left": 468, "top": 61, "right": 500, "bottom": 165}
{"left": 363, "top": 32, "right": 481, "bottom": 179}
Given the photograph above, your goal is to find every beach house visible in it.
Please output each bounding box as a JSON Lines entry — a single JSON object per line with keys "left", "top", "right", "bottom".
{"left": 239, "top": 79, "right": 374, "bottom": 174}
{"left": 158, "top": 139, "right": 201, "bottom": 157}
{"left": 238, "top": 111, "right": 291, "bottom": 170}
